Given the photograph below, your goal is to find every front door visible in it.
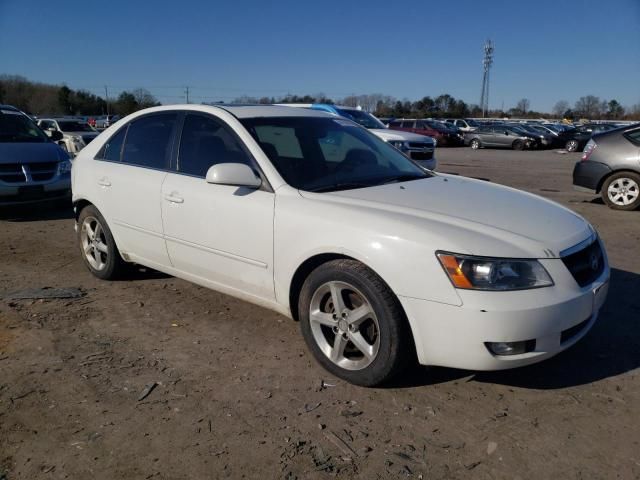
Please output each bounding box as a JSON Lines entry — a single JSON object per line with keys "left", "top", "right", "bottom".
{"left": 160, "top": 113, "right": 275, "bottom": 301}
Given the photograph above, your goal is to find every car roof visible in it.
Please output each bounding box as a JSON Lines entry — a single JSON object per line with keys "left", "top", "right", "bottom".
{"left": 126, "top": 104, "right": 333, "bottom": 119}
{"left": 0, "top": 104, "right": 20, "bottom": 111}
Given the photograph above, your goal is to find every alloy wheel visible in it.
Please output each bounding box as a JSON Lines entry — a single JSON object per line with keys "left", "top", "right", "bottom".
{"left": 308, "top": 281, "right": 380, "bottom": 370}
{"left": 607, "top": 177, "right": 639, "bottom": 206}
{"left": 80, "top": 216, "right": 109, "bottom": 271}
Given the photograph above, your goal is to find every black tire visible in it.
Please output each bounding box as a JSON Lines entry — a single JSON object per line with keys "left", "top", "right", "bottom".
{"left": 601, "top": 172, "right": 640, "bottom": 211}
{"left": 470, "top": 138, "right": 481, "bottom": 150}
{"left": 77, "top": 205, "right": 128, "bottom": 280}
{"left": 298, "top": 259, "right": 413, "bottom": 387}
{"left": 565, "top": 139, "right": 579, "bottom": 152}
{"left": 512, "top": 140, "right": 524, "bottom": 150}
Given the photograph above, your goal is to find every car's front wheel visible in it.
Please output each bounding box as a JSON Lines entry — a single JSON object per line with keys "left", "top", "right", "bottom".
{"left": 470, "top": 138, "right": 481, "bottom": 149}
{"left": 77, "top": 205, "right": 128, "bottom": 279}
{"left": 602, "top": 172, "right": 640, "bottom": 210}
{"left": 298, "top": 259, "right": 412, "bottom": 387}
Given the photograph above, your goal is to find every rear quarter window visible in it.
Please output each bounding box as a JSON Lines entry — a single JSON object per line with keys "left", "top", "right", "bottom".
{"left": 624, "top": 128, "right": 640, "bottom": 146}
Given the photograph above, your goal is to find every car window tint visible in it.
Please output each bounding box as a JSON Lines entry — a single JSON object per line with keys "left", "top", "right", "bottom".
{"left": 121, "top": 113, "right": 177, "bottom": 169}
{"left": 389, "top": 121, "right": 401, "bottom": 127}
{"left": 101, "top": 126, "right": 128, "bottom": 161}
{"left": 178, "top": 114, "right": 252, "bottom": 177}
{"left": 624, "top": 129, "right": 640, "bottom": 145}
{"left": 253, "top": 125, "right": 303, "bottom": 159}
{"left": 401, "top": 121, "right": 414, "bottom": 128}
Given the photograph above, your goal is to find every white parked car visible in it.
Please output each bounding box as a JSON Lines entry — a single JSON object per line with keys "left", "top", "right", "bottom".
{"left": 38, "top": 118, "right": 99, "bottom": 157}
{"left": 72, "top": 105, "right": 610, "bottom": 386}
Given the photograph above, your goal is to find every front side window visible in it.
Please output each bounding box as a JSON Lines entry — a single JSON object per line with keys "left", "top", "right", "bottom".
{"left": 624, "top": 128, "right": 640, "bottom": 145}
{"left": 241, "top": 117, "right": 430, "bottom": 192}
{"left": 178, "top": 114, "right": 253, "bottom": 177}
{"left": 121, "top": 113, "right": 177, "bottom": 169}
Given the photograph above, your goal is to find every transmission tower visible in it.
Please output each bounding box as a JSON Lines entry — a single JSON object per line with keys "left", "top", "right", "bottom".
{"left": 479, "top": 39, "right": 494, "bottom": 118}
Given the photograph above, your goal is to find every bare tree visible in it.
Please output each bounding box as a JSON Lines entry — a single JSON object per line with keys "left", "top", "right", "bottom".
{"left": 574, "top": 95, "right": 605, "bottom": 118}
{"left": 132, "top": 88, "right": 159, "bottom": 108}
{"left": 552, "top": 100, "right": 570, "bottom": 118}
{"left": 515, "top": 98, "right": 530, "bottom": 115}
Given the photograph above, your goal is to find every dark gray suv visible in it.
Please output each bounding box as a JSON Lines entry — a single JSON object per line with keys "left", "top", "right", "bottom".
{"left": 573, "top": 124, "right": 640, "bottom": 210}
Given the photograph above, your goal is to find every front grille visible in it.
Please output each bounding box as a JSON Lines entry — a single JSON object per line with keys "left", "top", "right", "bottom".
{"left": 408, "top": 142, "right": 434, "bottom": 149}
{"left": 561, "top": 239, "right": 604, "bottom": 287}
{"left": 561, "top": 317, "right": 591, "bottom": 344}
{"left": 0, "top": 162, "right": 58, "bottom": 184}
{"left": 410, "top": 151, "right": 434, "bottom": 160}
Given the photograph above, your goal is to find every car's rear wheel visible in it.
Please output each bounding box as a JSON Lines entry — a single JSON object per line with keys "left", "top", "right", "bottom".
{"left": 512, "top": 140, "right": 524, "bottom": 150}
{"left": 602, "top": 172, "right": 640, "bottom": 210}
{"left": 565, "top": 139, "right": 579, "bottom": 152}
{"left": 77, "top": 205, "right": 128, "bottom": 279}
{"left": 470, "top": 139, "right": 481, "bottom": 149}
{"left": 298, "top": 259, "right": 412, "bottom": 387}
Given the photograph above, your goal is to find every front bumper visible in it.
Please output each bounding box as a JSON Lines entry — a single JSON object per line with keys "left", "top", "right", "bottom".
{"left": 399, "top": 255, "right": 609, "bottom": 370}
{"left": 572, "top": 160, "right": 612, "bottom": 193}
{"left": 0, "top": 175, "right": 71, "bottom": 205}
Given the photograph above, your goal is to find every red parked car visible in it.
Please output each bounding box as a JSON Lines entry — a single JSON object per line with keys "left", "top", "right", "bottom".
{"left": 388, "top": 119, "right": 464, "bottom": 147}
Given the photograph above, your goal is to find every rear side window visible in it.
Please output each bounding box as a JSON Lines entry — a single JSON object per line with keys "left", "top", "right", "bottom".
{"left": 121, "top": 113, "right": 177, "bottom": 169}
{"left": 101, "top": 126, "right": 127, "bottom": 161}
{"left": 401, "top": 121, "right": 415, "bottom": 128}
{"left": 177, "top": 114, "right": 253, "bottom": 177}
{"left": 624, "top": 128, "right": 640, "bottom": 146}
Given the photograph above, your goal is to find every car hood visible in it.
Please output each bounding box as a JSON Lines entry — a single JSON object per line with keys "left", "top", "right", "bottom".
{"left": 0, "top": 142, "right": 68, "bottom": 164}
{"left": 370, "top": 129, "right": 435, "bottom": 144}
{"left": 300, "top": 174, "right": 591, "bottom": 258}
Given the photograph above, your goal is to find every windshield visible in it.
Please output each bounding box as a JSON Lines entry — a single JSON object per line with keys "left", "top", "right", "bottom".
{"left": 466, "top": 119, "right": 480, "bottom": 127}
{"left": 240, "top": 116, "right": 430, "bottom": 192}
{"left": 57, "top": 121, "right": 96, "bottom": 132}
{"left": 0, "top": 110, "right": 49, "bottom": 143}
{"left": 506, "top": 126, "right": 530, "bottom": 136}
{"left": 335, "top": 108, "right": 386, "bottom": 129}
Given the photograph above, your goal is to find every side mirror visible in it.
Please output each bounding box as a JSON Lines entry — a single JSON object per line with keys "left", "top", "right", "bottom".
{"left": 50, "top": 130, "right": 63, "bottom": 142}
{"left": 504, "top": 131, "right": 509, "bottom": 136}
{"left": 205, "top": 163, "right": 261, "bottom": 189}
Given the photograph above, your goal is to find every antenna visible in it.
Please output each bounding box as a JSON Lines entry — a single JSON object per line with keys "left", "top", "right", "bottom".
{"left": 479, "top": 39, "right": 494, "bottom": 118}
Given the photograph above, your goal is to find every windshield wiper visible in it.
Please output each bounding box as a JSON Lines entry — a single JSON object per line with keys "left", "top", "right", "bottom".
{"left": 306, "top": 182, "right": 372, "bottom": 193}
{"left": 379, "top": 174, "right": 426, "bottom": 185}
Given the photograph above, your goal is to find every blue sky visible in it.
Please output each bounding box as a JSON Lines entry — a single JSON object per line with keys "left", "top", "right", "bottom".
{"left": 1, "top": 0, "right": 639, "bottom": 112}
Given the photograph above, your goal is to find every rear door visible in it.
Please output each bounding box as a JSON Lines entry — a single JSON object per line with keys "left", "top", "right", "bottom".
{"left": 91, "top": 112, "right": 177, "bottom": 268}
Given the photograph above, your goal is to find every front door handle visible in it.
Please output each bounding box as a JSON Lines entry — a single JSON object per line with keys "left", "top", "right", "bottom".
{"left": 164, "top": 193, "right": 184, "bottom": 204}
{"left": 98, "top": 177, "right": 111, "bottom": 187}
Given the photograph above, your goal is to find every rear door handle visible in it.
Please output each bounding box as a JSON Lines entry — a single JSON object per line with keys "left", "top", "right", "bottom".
{"left": 164, "top": 193, "right": 184, "bottom": 204}
{"left": 98, "top": 177, "right": 111, "bottom": 187}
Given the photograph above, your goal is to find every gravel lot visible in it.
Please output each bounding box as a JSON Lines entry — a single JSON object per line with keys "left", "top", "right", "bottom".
{"left": 1, "top": 147, "right": 639, "bottom": 479}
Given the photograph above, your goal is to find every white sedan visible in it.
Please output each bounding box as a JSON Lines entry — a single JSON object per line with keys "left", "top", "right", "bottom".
{"left": 71, "top": 105, "right": 609, "bottom": 386}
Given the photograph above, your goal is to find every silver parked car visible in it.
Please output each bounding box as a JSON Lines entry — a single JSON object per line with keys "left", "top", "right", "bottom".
{"left": 38, "top": 118, "right": 99, "bottom": 157}
{"left": 573, "top": 124, "right": 640, "bottom": 210}
{"left": 464, "top": 124, "right": 538, "bottom": 150}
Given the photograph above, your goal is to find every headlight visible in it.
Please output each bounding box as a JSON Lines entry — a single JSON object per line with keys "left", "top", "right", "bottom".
{"left": 436, "top": 252, "right": 553, "bottom": 291}
{"left": 57, "top": 159, "right": 72, "bottom": 174}
{"left": 72, "top": 135, "right": 84, "bottom": 143}
{"left": 388, "top": 140, "right": 408, "bottom": 151}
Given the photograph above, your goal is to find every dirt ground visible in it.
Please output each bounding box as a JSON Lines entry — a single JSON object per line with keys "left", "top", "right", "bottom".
{"left": 1, "top": 148, "right": 639, "bottom": 480}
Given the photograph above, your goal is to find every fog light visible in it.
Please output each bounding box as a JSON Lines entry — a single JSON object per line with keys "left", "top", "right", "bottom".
{"left": 485, "top": 340, "right": 535, "bottom": 356}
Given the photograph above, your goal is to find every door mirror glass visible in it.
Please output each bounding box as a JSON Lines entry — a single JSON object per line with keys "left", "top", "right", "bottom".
{"left": 206, "top": 163, "right": 261, "bottom": 188}
{"left": 50, "top": 130, "right": 63, "bottom": 142}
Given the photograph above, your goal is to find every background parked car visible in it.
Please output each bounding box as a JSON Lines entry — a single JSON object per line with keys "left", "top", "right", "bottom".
{"left": 0, "top": 105, "right": 71, "bottom": 206}
{"left": 573, "top": 123, "right": 640, "bottom": 210}
{"left": 559, "top": 123, "right": 619, "bottom": 152}
{"left": 444, "top": 118, "right": 479, "bottom": 132}
{"left": 464, "top": 124, "right": 538, "bottom": 150}
{"left": 388, "top": 119, "right": 464, "bottom": 146}
{"left": 509, "top": 123, "right": 555, "bottom": 148}
{"left": 94, "top": 115, "right": 121, "bottom": 129}
{"left": 37, "top": 118, "right": 99, "bottom": 157}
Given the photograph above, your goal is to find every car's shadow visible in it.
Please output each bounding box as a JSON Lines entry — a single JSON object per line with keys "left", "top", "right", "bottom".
{"left": 389, "top": 267, "right": 640, "bottom": 390}
{"left": 0, "top": 203, "right": 74, "bottom": 221}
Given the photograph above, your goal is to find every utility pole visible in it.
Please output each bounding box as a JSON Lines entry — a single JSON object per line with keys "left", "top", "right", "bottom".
{"left": 104, "top": 85, "right": 109, "bottom": 115}
{"left": 479, "top": 39, "right": 494, "bottom": 118}
{"left": 185, "top": 86, "right": 190, "bottom": 104}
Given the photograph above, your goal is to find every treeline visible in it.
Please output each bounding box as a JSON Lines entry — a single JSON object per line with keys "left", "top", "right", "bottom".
{"left": 233, "top": 92, "right": 640, "bottom": 121}
{"left": 0, "top": 75, "right": 160, "bottom": 116}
